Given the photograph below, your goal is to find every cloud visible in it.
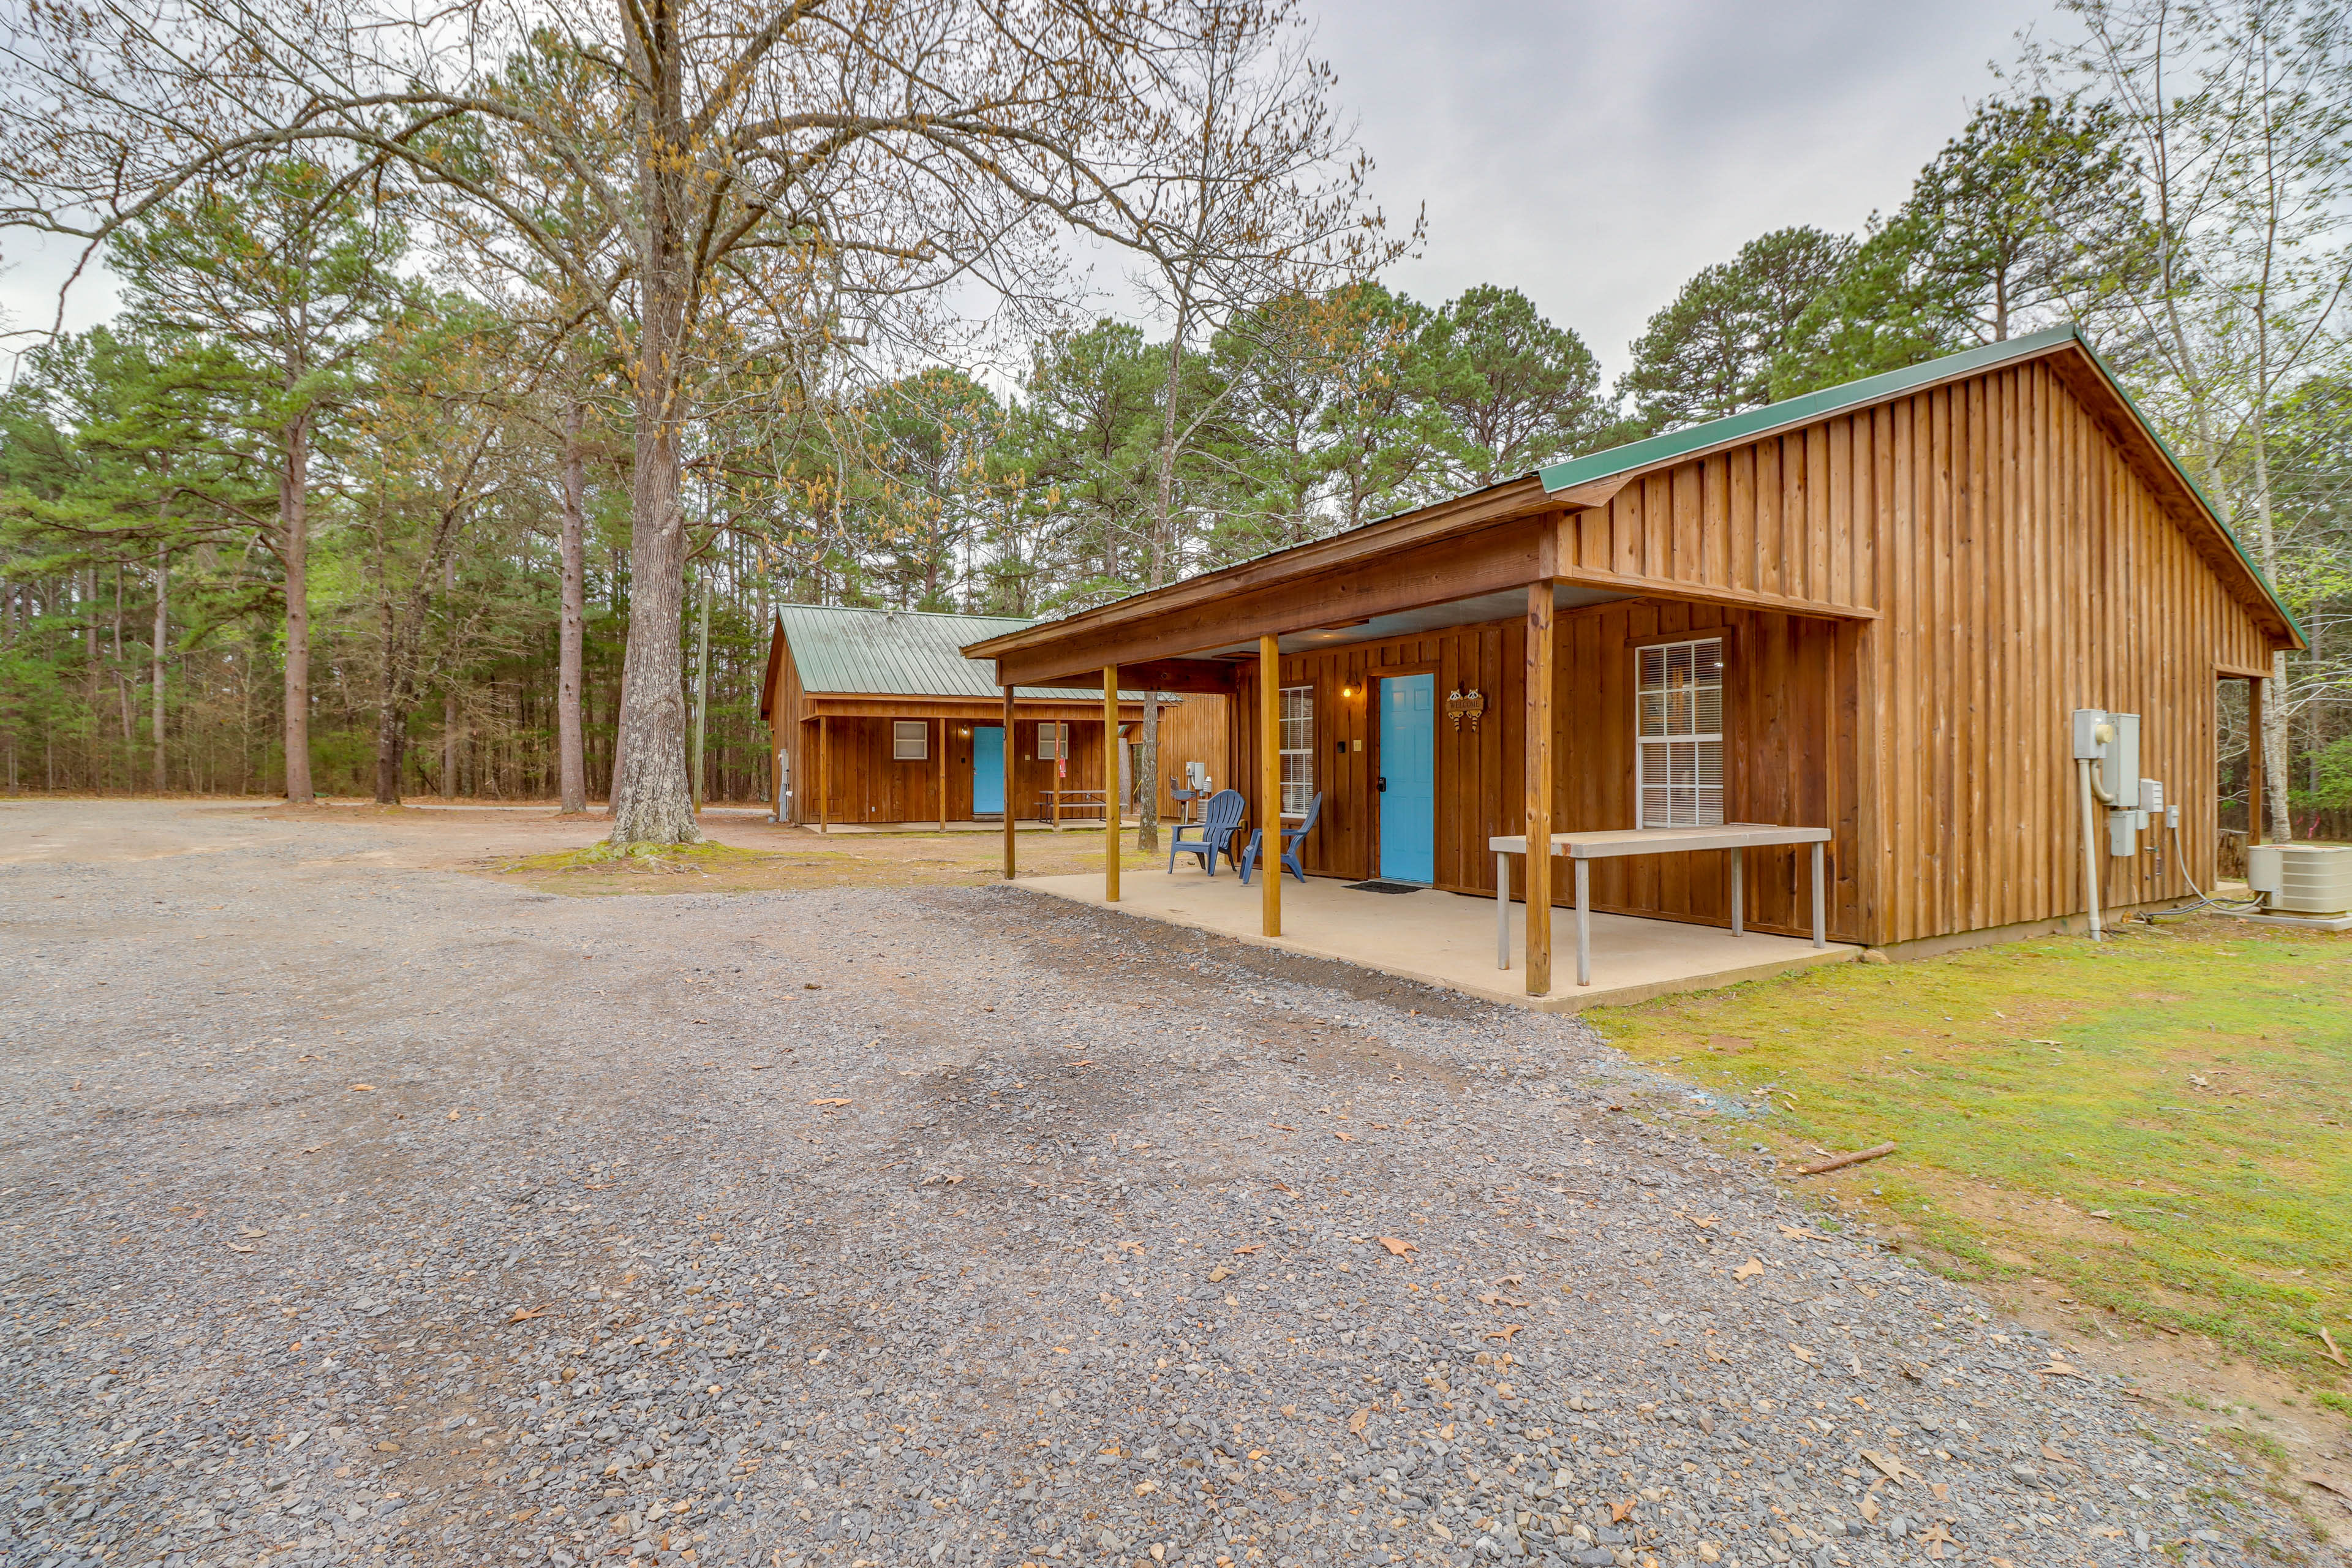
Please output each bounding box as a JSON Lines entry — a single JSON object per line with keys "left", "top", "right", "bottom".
{"left": 1317, "top": 0, "right": 2055, "bottom": 373}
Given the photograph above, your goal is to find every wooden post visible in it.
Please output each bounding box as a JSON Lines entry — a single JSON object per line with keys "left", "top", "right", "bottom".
{"left": 2246, "top": 676, "right": 2265, "bottom": 848}
{"left": 817, "top": 715, "right": 829, "bottom": 834}
{"left": 1524, "top": 581, "right": 1555, "bottom": 994}
{"left": 1104, "top": 666, "right": 1121, "bottom": 903}
{"left": 937, "top": 718, "right": 948, "bottom": 832}
{"left": 1260, "top": 633, "right": 1281, "bottom": 938}
{"left": 1001, "top": 685, "right": 1017, "bottom": 879}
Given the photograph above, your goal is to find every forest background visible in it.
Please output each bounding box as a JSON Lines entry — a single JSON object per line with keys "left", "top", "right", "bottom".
{"left": 0, "top": 0, "right": 2346, "bottom": 842}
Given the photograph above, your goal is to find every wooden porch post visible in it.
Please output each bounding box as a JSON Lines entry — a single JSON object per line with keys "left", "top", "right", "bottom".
{"left": 1524, "top": 581, "right": 1555, "bottom": 994}
{"left": 817, "top": 715, "right": 829, "bottom": 834}
{"left": 1104, "top": 666, "right": 1121, "bottom": 903}
{"left": 2246, "top": 676, "right": 2265, "bottom": 848}
{"left": 1001, "top": 685, "right": 1017, "bottom": 879}
{"left": 937, "top": 718, "right": 948, "bottom": 832}
{"left": 1260, "top": 633, "right": 1281, "bottom": 937}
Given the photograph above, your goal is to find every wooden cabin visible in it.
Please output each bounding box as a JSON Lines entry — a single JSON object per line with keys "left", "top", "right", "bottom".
{"left": 965, "top": 326, "right": 2303, "bottom": 992}
{"left": 758, "top": 604, "right": 1170, "bottom": 828}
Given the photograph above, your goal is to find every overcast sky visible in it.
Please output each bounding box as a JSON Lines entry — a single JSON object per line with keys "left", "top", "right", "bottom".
{"left": 1, "top": 0, "right": 2062, "bottom": 382}
{"left": 1308, "top": 0, "right": 2059, "bottom": 377}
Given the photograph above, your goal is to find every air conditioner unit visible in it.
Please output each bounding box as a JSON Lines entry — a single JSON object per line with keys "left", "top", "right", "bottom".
{"left": 2253, "top": 844, "right": 2352, "bottom": 916}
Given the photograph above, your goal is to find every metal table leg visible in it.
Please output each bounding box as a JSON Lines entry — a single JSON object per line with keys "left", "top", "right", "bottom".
{"left": 1496, "top": 851, "right": 1510, "bottom": 970}
{"left": 1575, "top": 857, "right": 1591, "bottom": 986}
{"left": 1811, "top": 841, "right": 1826, "bottom": 948}
{"left": 1730, "top": 846, "right": 1744, "bottom": 937}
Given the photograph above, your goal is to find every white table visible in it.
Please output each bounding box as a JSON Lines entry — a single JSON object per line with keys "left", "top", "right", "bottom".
{"left": 1489, "top": 824, "right": 1833, "bottom": 986}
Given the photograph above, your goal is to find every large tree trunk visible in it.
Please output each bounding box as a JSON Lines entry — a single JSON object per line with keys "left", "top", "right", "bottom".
{"left": 2250, "top": 428, "right": 2292, "bottom": 843}
{"left": 281, "top": 413, "right": 314, "bottom": 803}
{"left": 150, "top": 541, "right": 167, "bottom": 794}
{"left": 606, "top": 23, "right": 698, "bottom": 845}
{"left": 374, "top": 700, "right": 407, "bottom": 804}
{"left": 690, "top": 565, "right": 712, "bottom": 812}
{"left": 557, "top": 396, "right": 589, "bottom": 812}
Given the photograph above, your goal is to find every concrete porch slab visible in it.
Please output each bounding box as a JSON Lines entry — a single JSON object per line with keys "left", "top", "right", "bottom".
{"left": 1017, "top": 867, "right": 1860, "bottom": 1012}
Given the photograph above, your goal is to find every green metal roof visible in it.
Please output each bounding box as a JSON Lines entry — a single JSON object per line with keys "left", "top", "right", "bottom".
{"left": 777, "top": 604, "right": 1140, "bottom": 700}
{"left": 1538, "top": 323, "right": 2302, "bottom": 643}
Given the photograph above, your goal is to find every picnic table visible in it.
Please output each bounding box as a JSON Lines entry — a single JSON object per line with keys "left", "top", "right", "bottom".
{"left": 1488, "top": 824, "right": 1832, "bottom": 985}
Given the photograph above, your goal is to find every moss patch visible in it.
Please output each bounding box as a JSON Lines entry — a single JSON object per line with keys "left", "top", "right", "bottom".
{"left": 1586, "top": 914, "right": 2352, "bottom": 1380}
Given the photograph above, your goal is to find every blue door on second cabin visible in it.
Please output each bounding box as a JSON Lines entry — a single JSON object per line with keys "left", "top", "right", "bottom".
{"left": 971, "top": 725, "right": 1005, "bottom": 815}
{"left": 1378, "top": 673, "right": 1436, "bottom": 883}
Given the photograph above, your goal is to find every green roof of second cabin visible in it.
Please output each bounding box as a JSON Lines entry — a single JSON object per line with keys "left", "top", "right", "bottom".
{"left": 775, "top": 604, "right": 1144, "bottom": 700}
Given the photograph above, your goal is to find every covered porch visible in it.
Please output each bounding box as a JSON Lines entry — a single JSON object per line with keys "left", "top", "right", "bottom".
{"left": 1019, "top": 864, "right": 1856, "bottom": 1012}
{"left": 963, "top": 473, "right": 1877, "bottom": 1002}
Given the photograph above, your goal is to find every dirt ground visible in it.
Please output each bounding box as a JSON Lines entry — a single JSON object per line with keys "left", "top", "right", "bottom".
{"left": 3, "top": 796, "right": 2342, "bottom": 1568}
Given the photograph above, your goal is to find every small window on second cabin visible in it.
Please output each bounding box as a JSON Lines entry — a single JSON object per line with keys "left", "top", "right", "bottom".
{"left": 1036, "top": 722, "right": 1068, "bottom": 761}
{"left": 893, "top": 720, "right": 929, "bottom": 761}
{"left": 1637, "top": 637, "right": 1725, "bottom": 829}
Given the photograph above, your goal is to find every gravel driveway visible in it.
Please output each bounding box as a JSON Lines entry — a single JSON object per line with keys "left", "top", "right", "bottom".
{"left": 1, "top": 800, "right": 2329, "bottom": 1568}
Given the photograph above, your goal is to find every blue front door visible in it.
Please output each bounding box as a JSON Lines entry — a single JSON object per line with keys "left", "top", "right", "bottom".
{"left": 971, "top": 725, "right": 1005, "bottom": 815}
{"left": 1378, "top": 674, "right": 1435, "bottom": 883}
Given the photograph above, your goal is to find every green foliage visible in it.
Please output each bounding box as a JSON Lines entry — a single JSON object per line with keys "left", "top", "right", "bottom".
{"left": 1772, "top": 96, "right": 2151, "bottom": 399}
{"left": 1621, "top": 227, "right": 1855, "bottom": 431}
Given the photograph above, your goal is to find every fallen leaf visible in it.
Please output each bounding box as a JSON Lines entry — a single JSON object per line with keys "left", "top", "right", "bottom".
{"left": 1919, "top": 1520, "right": 1956, "bottom": 1558}
{"left": 1376, "top": 1237, "right": 1416, "bottom": 1257}
{"left": 809, "top": 1098, "right": 851, "bottom": 1107}
{"left": 1861, "top": 1449, "right": 1921, "bottom": 1484}
{"left": 1787, "top": 1343, "right": 1817, "bottom": 1363}
{"left": 1134, "top": 1480, "right": 1159, "bottom": 1497}
{"left": 298, "top": 1144, "right": 325, "bottom": 1155}
{"left": 1777, "top": 1223, "right": 1829, "bottom": 1242}
{"left": 509, "top": 1305, "right": 554, "bottom": 1323}
{"left": 349, "top": 1084, "right": 375, "bottom": 1093}
{"left": 1270, "top": 1123, "right": 1298, "bottom": 1132}
{"left": 224, "top": 1242, "right": 257, "bottom": 1254}
{"left": 1348, "top": 1408, "right": 1370, "bottom": 1436}
{"left": 1686, "top": 1214, "right": 1719, "bottom": 1229}
{"left": 1332, "top": 1129, "right": 1354, "bottom": 1142}
{"left": 2321, "top": 1326, "right": 2347, "bottom": 1368}
{"left": 1858, "top": 1494, "right": 1879, "bottom": 1523}
{"left": 1733, "top": 1258, "right": 1765, "bottom": 1284}
{"left": 1609, "top": 1497, "right": 1635, "bottom": 1523}
{"left": 2035, "top": 1359, "right": 2086, "bottom": 1378}
{"left": 447, "top": 1109, "right": 462, "bottom": 1121}
{"left": 1485, "top": 1325, "right": 1523, "bottom": 1343}
{"left": 1207, "top": 1267, "right": 1232, "bottom": 1283}
{"left": 2039, "top": 1442, "right": 2076, "bottom": 1468}
{"left": 2086, "top": 1208, "right": 2115, "bottom": 1220}
{"left": 1233, "top": 1243, "right": 1265, "bottom": 1255}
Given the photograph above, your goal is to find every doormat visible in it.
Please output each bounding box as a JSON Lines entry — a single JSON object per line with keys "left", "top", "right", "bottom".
{"left": 1345, "top": 880, "right": 1427, "bottom": 894}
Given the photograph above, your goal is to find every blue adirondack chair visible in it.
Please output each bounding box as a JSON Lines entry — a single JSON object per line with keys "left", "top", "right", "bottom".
{"left": 1239, "top": 791, "right": 1322, "bottom": 886}
{"left": 1169, "top": 788, "right": 1246, "bottom": 876}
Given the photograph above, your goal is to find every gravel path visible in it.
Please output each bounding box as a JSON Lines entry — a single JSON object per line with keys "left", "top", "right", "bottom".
{"left": 1, "top": 800, "right": 2331, "bottom": 1568}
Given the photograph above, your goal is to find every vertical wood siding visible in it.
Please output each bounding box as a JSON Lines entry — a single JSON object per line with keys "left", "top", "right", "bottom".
{"left": 1224, "top": 356, "right": 2276, "bottom": 948}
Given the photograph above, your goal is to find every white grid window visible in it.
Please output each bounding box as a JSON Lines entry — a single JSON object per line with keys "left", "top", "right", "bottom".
{"left": 1279, "top": 685, "right": 1314, "bottom": 819}
{"left": 893, "top": 720, "right": 929, "bottom": 761}
{"left": 1036, "top": 722, "right": 1068, "bottom": 761}
{"left": 1637, "top": 638, "right": 1725, "bottom": 828}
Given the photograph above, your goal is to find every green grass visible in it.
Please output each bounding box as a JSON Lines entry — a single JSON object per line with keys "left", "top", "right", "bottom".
{"left": 1586, "top": 914, "right": 2352, "bottom": 1379}
{"left": 497, "top": 839, "right": 774, "bottom": 874}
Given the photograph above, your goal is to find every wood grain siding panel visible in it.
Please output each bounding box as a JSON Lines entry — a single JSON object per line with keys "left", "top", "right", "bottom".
{"left": 1842, "top": 361, "right": 2278, "bottom": 943}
